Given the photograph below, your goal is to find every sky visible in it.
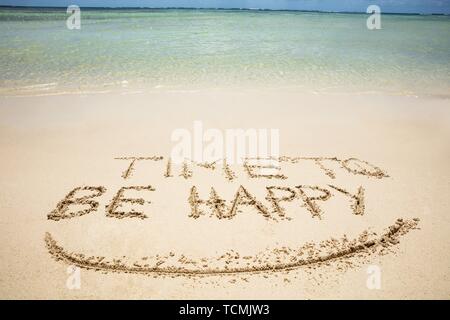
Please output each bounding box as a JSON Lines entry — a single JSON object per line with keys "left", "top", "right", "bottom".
{"left": 0, "top": 0, "right": 449, "bottom": 14}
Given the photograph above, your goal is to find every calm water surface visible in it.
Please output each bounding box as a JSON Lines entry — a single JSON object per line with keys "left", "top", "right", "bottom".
{"left": 0, "top": 8, "right": 449, "bottom": 96}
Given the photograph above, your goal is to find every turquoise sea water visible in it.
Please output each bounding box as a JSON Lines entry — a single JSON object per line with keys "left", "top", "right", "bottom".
{"left": 0, "top": 8, "right": 449, "bottom": 96}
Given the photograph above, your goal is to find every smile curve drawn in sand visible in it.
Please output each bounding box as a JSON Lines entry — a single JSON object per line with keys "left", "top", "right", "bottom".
{"left": 45, "top": 218, "right": 419, "bottom": 276}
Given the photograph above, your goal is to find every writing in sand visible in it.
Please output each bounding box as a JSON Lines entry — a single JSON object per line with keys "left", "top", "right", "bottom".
{"left": 44, "top": 155, "right": 421, "bottom": 277}
{"left": 47, "top": 156, "right": 388, "bottom": 222}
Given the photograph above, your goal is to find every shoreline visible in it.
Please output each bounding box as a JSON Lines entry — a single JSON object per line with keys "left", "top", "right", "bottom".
{"left": 1, "top": 84, "right": 449, "bottom": 100}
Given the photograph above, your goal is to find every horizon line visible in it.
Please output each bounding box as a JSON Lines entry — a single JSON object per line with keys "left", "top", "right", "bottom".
{"left": 0, "top": 5, "right": 449, "bottom": 16}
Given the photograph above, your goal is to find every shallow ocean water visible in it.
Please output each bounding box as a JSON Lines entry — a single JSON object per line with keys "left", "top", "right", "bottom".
{"left": 0, "top": 8, "right": 449, "bottom": 95}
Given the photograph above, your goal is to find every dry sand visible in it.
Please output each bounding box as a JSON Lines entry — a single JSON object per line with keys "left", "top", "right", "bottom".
{"left": 0, "top": 89, "right": 449, "bottom": 299}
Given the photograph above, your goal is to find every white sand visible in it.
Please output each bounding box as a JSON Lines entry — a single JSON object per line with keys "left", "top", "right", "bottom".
{"left": 0, "top": 89, "right": 449, "bottom": 299}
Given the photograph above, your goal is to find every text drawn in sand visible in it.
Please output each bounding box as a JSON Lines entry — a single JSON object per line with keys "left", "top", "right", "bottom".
{"left": 44, "top": 155, "right": 419, "bottom": 278}
{"left": 48, "top": 156, "right": 386, "bottom": 221}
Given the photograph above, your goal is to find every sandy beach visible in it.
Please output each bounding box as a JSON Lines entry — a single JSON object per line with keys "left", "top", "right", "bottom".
{"left": 1, "top": 6, "right": 449, "bottom": 301}
{"left": 0, "top": 89, "right": 448, "bottom": 299}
